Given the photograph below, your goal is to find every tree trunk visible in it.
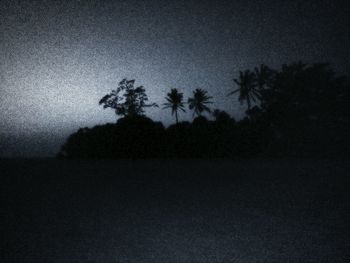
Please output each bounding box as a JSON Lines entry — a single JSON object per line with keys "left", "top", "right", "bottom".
{"left": 247, "top": 98, "right": 251, "bottom": 111}
{"left": 175, "top": 110, "right": 178, "bottom": 124}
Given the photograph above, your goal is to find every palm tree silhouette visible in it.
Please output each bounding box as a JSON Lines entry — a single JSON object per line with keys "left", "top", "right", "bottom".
{"left": 188, "top": 88, "right": 213, "bottom": 117}
{"left": 163, "top": 88, "right": 186, "bottom": 124}
{"left": 228, "top": 70, "right": 259, "bottom": 111}
{"left": 254, "top": 64, "right": 275, "bottom": 90}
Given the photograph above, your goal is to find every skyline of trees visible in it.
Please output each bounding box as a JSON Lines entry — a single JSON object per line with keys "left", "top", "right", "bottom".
{"left": 59, "top": 61, "right": 350, "bottom": 158}
{"left": 99, "top": 62, "right": 349, "bottom": 125}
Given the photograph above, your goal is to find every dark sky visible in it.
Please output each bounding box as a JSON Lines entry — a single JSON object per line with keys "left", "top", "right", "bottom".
{"left": 1, "top": 0, "right": 349, "bottom": 157}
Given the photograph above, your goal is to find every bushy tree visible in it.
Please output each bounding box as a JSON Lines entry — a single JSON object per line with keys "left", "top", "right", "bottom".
{"left": 99, "top": 78, "right": 158, "bottom": 118}
{"left": 260, "top": 62, "right": 349, "bottom": 126}
{"left": 212, "top": 109, "right": 234, "bottom": 123}
{"left": 250, "top": 62, "right": 349, "bottom": 155}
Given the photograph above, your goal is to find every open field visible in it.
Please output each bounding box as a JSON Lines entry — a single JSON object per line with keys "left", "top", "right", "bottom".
{"left": 1, "top": 159, "right": 350, "bottom": 263}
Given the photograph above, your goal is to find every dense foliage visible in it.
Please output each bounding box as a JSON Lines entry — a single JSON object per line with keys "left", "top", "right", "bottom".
{"left": 58, "top": 62, "right": 350, "bottom": 159}
{"left": 99, "top": 78, "right": 158, "bottom": 118}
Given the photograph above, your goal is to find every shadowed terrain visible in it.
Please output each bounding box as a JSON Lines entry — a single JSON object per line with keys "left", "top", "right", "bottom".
{"left": 1, "top": 159, "right": 349, "bottom": 262}
{"left": 57, "top": 63, "right": 350, "bottom": 160}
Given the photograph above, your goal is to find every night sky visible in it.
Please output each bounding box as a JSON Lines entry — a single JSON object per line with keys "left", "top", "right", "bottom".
{"left": 1, "top": 0, "right": 349, "bottom": 157}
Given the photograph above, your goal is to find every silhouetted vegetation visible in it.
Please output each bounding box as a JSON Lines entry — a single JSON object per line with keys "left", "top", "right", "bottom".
{"left": 229, "top": 69, "right": 261, "bottom": 110}
{"left": 163, "top": 88, "right": 186, "bottom": 124}
{"left": 187, "top": 88, "right": 213, "bottom": 117}
{"left": 58, "top": 116, "right": 165, "bottom": 159}
{"left": 99, "top": 78, "right": 158, "bottom": 118}
{"left": 58, "top": 62, "right": 350, "bottom": 159}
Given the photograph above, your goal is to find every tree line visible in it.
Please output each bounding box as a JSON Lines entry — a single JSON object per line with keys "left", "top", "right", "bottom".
{"left": 99, "top": 78, "right": 214, "bottom": 124}
{"left": 58, "top": 62, "right": 350, "bottom": 159}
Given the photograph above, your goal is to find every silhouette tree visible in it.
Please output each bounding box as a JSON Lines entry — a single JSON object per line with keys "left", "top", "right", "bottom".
{"left": 257, "top": 61, "right": 350, "bottom": 156}
{"left": 58, "top": 116, "right": 166, "bottom": 159}
{"left": 188, "top": 88, "right": 213, "bottom": 117}
{"left": 254, "top": 64, "right": 275, "bottom": 91}
{"left": 229, "top": 70, "right": 259, "bottom": 111}
{"left": 212, "top": 109, "right": 233, "bottom": 123}
{"left": 59, "top": 61, "right": 349, "bottom": 159}
{"left": 163, "top": 88, "right": 186, "bottom": 124}
{"left": 99, "top": 78, "right": 158, "bottom": 119}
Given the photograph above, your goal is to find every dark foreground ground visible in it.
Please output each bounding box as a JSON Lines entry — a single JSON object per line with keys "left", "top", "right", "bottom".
{"left": 1, "top": 159, "right": 350, "bottom": 263}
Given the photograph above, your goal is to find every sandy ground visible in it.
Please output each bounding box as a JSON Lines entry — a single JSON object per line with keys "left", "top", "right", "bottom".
{"left": 1, "top": 159, "right": 349, "bottom": 263}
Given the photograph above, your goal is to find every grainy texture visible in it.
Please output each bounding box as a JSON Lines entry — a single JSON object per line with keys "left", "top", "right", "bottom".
{"left": 1, "top": 0, "right": 350, "bottom": 156}
{"left": 1, "top": 159, "right": 349, "bottom": 262}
